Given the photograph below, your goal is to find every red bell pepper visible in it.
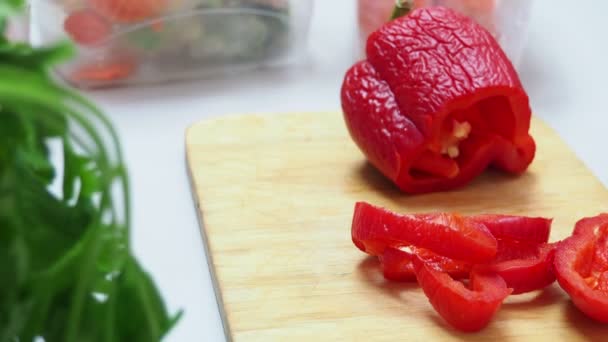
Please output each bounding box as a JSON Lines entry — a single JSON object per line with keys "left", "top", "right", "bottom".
{"left": 413, "top": 255, "right": 512, "bottom": 332}
{"left": 422, "top": 213, "right": 552, "bottom": 243}
{"left": 380, "top": 239, "right": 556, "bottom": 294}
{"left": 341, "top": 6, "right": 535, "bottom": 193}
{"left": 380, "top": 246, "right": 471, "bottom": 281}
{"left": 359, "top": 207, "right": 555, "bottom": 293}
{"left": 482, "top": 240, "right": 557, "bottom": 294}
{"left": 352, "top": 202, "right": 497, "bottom": 262}
{"left": 379, "top": 240, "right": 560, "bottom": 294}
{"left": 554, "top": 214, "right": 608, "bottom": 323}
{"left": 471, "top": 214, "right": 552, "bottom": 244}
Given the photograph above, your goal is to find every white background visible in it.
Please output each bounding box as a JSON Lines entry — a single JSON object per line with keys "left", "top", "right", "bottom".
{"left": 82, "top": 1, "right": 608, "bottom": 340}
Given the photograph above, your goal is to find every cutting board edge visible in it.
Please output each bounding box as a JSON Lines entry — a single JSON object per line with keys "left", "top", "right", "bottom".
{"left": 185, "top": 152, "right": 235, "bottom": 341}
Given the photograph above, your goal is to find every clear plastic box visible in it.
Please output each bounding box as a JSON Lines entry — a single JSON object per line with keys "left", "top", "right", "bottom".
{"left": 358, "top": 0, "right": 533, "bottom": 67}
{"left": 29, "top": 0, "right": 314, "bottom": 88}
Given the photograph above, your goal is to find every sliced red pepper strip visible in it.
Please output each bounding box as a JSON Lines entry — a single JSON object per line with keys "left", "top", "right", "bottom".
{"left": 416, "top": 213, "right": 552, "bottom": 244}
{"left": 380, "top": 239, "right": 556, "bottom": 294}
{"left": 375, "top": 212, "right": 555, "bottom": 292}
{"left": 482, "top": 240, "right": 557, "bottom": 294}
{"left": 380, "top": 246, "right": 471, "bottom": 282}
{"left": 470, "top": 214, "right": 552, "bottom": 244}
{"left": 554, "top": 214, "right": 608, "bottom": 323}
{"left": 413, "top": 255, "right": 512, "bottom": 332}
{"left": 352, "top": 202, "right": 497, "bottom": 263}
{"left": 341, "top": 7, "right": 535, "bottom": 193}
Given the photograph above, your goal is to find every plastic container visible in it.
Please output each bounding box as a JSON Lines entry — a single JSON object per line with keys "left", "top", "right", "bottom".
{"left": 29, "top": 0, "right": 314, "bottom": 88}
{"left": 357, "top": 0, "right": 533, "bottom": 66}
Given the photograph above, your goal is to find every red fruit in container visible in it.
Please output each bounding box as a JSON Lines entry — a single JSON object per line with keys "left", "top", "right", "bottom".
{"left": 64, "top": 9, "right": 112, "bottom": 46}
{"left": 88, "top": 0, "right": 168, "bottom": 23}
{"left": 71, "top": 57, "right": 137, "bottom": 83}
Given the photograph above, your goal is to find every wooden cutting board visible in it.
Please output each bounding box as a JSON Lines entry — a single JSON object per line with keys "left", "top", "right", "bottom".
{"left": 186, "top": 111, "right": 608, "bottom": 342}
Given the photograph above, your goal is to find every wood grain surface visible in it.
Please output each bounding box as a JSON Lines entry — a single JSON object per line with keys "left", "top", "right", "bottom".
{"left": 186, "top": 111, "right": 608, "bottom": 341}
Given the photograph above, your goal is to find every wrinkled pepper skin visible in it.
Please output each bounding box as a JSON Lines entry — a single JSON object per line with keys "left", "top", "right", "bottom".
{"left": 484, "top": 241, "right": 557, "bottom": 295}
{"left": 554, "top": 214, "right": 608, "bottom": 323}
{"left": 341, "top": 7, "right": 535, "bottom": 193}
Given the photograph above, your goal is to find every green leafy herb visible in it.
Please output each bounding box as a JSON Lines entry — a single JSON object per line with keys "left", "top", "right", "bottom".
{"left": 0, "top": 3, "right": 181, "bottom": 341}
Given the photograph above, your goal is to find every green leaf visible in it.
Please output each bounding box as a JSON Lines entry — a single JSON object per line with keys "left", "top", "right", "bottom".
{"left": 0, "top": 0, "right": 23, "bottom": 18}
{"left": 0, "top": 6, "right": 180, "bottom": 340}
{"left": 113, "top": 257, "right": 177, "bottom": 341}
{"left": 0, "top": 41, "right": 74, "bottom": 70}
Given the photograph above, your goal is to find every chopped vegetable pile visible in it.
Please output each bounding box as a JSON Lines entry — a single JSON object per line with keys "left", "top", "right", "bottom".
{"left": 0, "top": 2, "right": 180, "bottom": 340}
{"left": 352, "top": 202, "right": 608, "bottom": 331}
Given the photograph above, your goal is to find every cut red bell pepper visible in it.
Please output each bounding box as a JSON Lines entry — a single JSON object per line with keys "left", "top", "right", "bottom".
{"left": 482, "top": 240, "right": 557, "bottom": 294}
{"left": 413, "top": 255, "right": 512, "bottom": 332}
{"left": 380, "top": 246, "right": 471, "bottom": 282}
{"left": 554, "top": 214, "right": 608, "bottom": 323}
{"left": 380, "top": 239, "right": 556, "bottom": 293}
{"left": 362, "top": 208, "right": 555, "bottom": 292}
{"left": 427, "top": 213, "right": 555, "bottom": 293}
{"left": 352, "top": 202, "right": 497, "bottom": 263}
{"left": 471, "top": 214, "right": 552, "bottom": 244}
{"left": 416, "top": 213, "right": 552, "bottom": 243}
{"left": 341, "top": 6, "right": 535, "bottom": 193}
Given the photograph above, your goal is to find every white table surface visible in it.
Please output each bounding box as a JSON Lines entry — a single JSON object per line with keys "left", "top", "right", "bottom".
{"left": 84, "top": 1, "right": 608, "bottom": 340}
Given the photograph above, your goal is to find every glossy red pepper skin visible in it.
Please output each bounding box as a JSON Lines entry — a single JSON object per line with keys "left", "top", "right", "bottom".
{"left": 366, "top": 210, "right": 554, "bottom": 293}
{"left": 416, "top": 213, "right": 552, "bottom": 243}
{"left": 380, "top": 246, "right": 471, "bottom": 281}
{"left": 379, "top": 240, "right": 556, "bottom": 293}
{"left": 413, "top": 255, "right": 512, "bottom": 332}
{"left": 341, "top": 7, "right": 535, "bottom": 193}
{"left": 483, "top": 240, "right": 557, "bottom": 294}
{"left": 352, "top": 202, "right": 497, "bottom": 263}
{"left": 554, "top": 214, "right": 608, "bottom": 323}
{"left": 471, "top": 215, "right": 552, "bottom": 244}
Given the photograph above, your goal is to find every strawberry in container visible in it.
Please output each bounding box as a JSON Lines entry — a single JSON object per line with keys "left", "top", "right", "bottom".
{"left": 60, "top": 0, "right": 171, "bottom": 85}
